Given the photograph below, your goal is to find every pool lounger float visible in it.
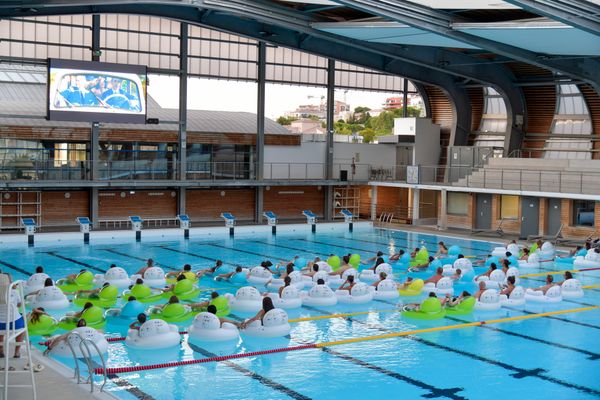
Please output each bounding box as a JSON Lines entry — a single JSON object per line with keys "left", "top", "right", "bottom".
{"left": 29, "top": 286, "right": 69, "bottom": 310}
{"left": 188, "top": 312, "right": 239, "bottom": 342}
{"left": 224, "top": 286, "right": 263, "bottom": 313}
{"left": 241, "top": 309, "right": 291, "bottom": 338}
{"left": 266, "top": 286, "right": 303, "bottom": 309}
{"left": 359, "top": 263, "right": 393, "bottom": 283}
{"left": 131, "top": 267, "right": 167, "bottom": 288}
{"left": 499, "top": 286, "right": 526, "bottom": 306}
{"left": 474, "top": 289, "right": 501, "bottom": 311}
{"left": 524, "top": 286, "right": 562, "bottom": 303}
{"left": 23, "top": 273, "right": 51, "bottom": 295}
{"left": 423, "top": 277, "right": 454, "bottom": 296}
{"left": 300, "top": 284, "right": 338, "bottom": 307}
{"left": 402, "top": 297, "right": 446, "bottom": 320}
{"left": 48, "top": 327, "right": 109, "bottom": 358}
{"left": 335, "top": 282, "right": 373, "bottom": 304}
{"left": 93, "top": 267, "right": 132, "bottom": 289}
{"left": 125, "top": 319, "right": 181, "bottom": 349}
{"left": 368, "top": 279, "right": 400, "bottom": 300}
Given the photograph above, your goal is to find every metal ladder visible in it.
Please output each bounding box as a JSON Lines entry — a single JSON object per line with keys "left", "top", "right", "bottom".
{"left": 0, "top": 279, "right": 36, "bottom": 400}
{"left": 65, "top": 331, "right": 107, "bottom": 393}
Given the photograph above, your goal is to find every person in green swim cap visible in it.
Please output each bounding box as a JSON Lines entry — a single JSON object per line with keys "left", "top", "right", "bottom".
{"left": 441, "top": 291, "right": 471, "bottom": 307}
{"left": 404, "top": 292, "right": 438, "bottom": 311}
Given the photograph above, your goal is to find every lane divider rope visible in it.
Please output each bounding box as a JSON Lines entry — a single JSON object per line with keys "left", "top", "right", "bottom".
{"left": 92, "top": 305, "right": 600, "bottom": 375}
{"left": 520, "top": 267, "right": 600, "bottom": 278}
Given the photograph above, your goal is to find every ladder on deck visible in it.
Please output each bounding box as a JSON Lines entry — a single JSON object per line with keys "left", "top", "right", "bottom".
{"left": 0, "top": 279, "right": 36, "bottom": 400}
{"left": 66, "top": 331, "right": 107, "bottom": 393}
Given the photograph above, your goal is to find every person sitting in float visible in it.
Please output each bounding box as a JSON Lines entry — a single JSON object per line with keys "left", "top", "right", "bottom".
{"left": 337, "top": 274, "right": 357, "bottom": 294}
{"left": 240, "top": 297, "right": 275, "bottom": 329}
{"left": 424, "top": 267, "right": 444, "bottom": 285}
{"left": 135, "top": 258, "right": 155, "bottom": 277}
{"left": 404, "top": 292, "right": 438, "bottom": 311}
{"left": 441, "top": 290, "right": 471, "bottom": 307}
{"left": 530, "top": 275, "right": 555, "bottom": 295}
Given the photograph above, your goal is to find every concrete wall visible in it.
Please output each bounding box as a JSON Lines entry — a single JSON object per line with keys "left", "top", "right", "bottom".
{"left": 334, "top": 143, "right": 397, "bottom": 180}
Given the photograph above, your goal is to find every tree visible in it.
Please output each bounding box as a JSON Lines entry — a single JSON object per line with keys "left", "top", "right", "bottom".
{"left": 359, "top": 128, "right": 377, "bottom": 144}
{"left": 276, "top": 116, "right": 298, "bottom": 125}
{"left": 354, "top": 106, "right": 371, "bottom": 114}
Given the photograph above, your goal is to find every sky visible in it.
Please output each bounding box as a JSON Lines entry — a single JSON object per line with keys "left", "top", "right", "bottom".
{"left": 147, "top": 75, "right": 404, "bottom": 120}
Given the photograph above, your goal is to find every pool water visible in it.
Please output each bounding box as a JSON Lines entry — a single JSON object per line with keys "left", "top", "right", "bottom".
{"left": 2, "top": 225, "right": 599, "bottom": 400}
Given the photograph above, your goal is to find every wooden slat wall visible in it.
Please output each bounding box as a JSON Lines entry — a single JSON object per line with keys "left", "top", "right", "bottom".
{"left": 579, "top": 84, "right": 600, "bottom": 159}
{"left": 41, "top": 191, "right": 89, "bottom": 226}
{"left": 0, "top": 127, "right": 300, "bottom": 146}
{"left": 186, "top": 189, "right": 255, "bottom": 222}
{"left": 263, "top": 186, "right": 324, "bottom": 219}
{"left": 521, "top": 86, "right": 556, "bottom": 155}
{"left": 0, "top": 191, "right": 39, "bottom": 228}
{"left": 358, "top": 186, "right": 409, "bottom": 219}
{"left": 98, "top": 190, "right": 177, "bottom": 219}
{"left": 468, "top": 87, "right": 484, "bottom": 138}
{"left": 424, "top": 85, "right": 454, "bottom": 167}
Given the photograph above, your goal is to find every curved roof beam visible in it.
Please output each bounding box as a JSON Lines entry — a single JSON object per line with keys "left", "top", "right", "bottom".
{"left": 332, "top": 0, "right": 600, "bottom": 89}
{"left": 503, "top": 0, "right": 600, "bottom": 37}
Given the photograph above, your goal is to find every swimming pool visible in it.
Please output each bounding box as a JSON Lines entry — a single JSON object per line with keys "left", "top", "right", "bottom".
{"left": 3, "top": 223, "right": 599, "bottom": 400}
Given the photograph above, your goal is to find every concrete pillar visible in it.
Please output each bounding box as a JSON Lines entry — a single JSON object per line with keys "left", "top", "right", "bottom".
{"left": 370, "top": 185, "right": 377, "bottom": 221}
{"left": 178, "top": 23, "right": 188, "bottom": 182}
{"left": 412, "top": 188, "right": 420, "bottom": 224}
{"left": 178, "top": 187, "right": 186, "bottom": 216}
{"left": 324, "top": 186, "right": 333, "bottom": 221}
{"left": 439, "top": 189, "right": 447, "bottom": 230}
{"left": 255, "top": 187, "right": 264, "bottom": 223}
{"left": 90, "top": 188, "right": 99, "bottom": 229}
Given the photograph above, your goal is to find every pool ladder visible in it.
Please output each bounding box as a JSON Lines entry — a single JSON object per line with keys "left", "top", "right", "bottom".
{"left": 66, "top": 332, "right": 107, "bottom": 393}
{"left": 378, "top": 212, "right": 394, "bottom": 223}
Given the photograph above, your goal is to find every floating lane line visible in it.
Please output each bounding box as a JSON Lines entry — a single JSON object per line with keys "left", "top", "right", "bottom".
{"left": 520, "top": 267, "right": 600, "bottom": 278}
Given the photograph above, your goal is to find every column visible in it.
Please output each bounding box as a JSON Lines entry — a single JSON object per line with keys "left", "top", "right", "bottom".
{"left": 255, "top": 42, "right": 266, "bottom": 223}
{"left": 370, "top": 185, "right": 378, "bottom": 221}
{"left": 89, "top": 15, "right": 101, "bottom": 228}
{"left": 439, "top": 189, "right": 447, "bottom": 230}
{"left": 324, "top": 59, "right": 335, "bottom": 220}
{"left": 402, "top": 78, "right": 409, "bottom": 118}
{"left": 178, "top": 23, "right": 188, "bottom": 215}
{"left": 412, "top": 188, "right": 420, "bottom": 224}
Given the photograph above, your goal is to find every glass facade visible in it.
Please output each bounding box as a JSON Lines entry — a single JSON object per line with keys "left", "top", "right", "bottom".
{"left": 447, "top": 192, "right": 469, "bottom": 215}
{"left": 474, "top": 87, "right": 507, "bottom": 153}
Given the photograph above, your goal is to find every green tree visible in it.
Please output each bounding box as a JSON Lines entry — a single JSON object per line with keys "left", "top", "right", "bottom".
{"left": 276, "top": 116, "right": 298, "bottom": 125}
{"left": 359, "top": 128, "right": 377, "bottom": 143}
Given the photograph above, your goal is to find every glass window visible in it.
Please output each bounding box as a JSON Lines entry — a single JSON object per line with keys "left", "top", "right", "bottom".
{"left": 447, "top": 192, "right": 469, "bottom": 215}
{"left": 572, "top": 200, "right": 595, "bottom": 227}
{"left": 474, "top": 87, "right": 507, "bottom": 149}
{"left": 499, "top": 195, "right": 519, "bottom": 219}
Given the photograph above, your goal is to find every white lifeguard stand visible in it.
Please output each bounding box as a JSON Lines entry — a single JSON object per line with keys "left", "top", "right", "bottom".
{"left": 129, "top": 216, "right": 143, "bottom": 242}
{"left": 76, "top": 217, "right": 91, "bottom": 244}
{"left": 221, "top": 212, "right": 236, "bottom": 236}
{"left": 178, "top": 214, "right": 190, "bottom": 239}
{"left": 21, "top": 218, "right": 36, "bottom": 247}
{"left": 263, "top": 211, "right": 278, "bottom": 235}
{"left": 302, "top": 210, "right": 316, "bottom": 233}
{"left": 340, "top": 209, "right": 354, "bottom": 232}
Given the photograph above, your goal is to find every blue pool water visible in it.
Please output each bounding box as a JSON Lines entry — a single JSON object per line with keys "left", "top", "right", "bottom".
{"left": 2, "top": 225, "right": 599, "bottom": 400}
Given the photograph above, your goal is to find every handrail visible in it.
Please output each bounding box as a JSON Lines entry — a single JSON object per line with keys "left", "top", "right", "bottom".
{"left": 79, "top": 339, "right": 107, "bottom": 393}
{"left": 65, "top": 332, "right": 82, "bottom": 384}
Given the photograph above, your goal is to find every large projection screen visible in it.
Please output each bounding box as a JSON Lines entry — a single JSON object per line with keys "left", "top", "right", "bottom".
{"left": 47, "top": 59, "right": 147, "bottom": 124}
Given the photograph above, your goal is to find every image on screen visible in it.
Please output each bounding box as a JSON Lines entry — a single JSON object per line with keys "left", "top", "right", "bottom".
{"left": 47, "top": 59, "right": 147, "bottom": 124}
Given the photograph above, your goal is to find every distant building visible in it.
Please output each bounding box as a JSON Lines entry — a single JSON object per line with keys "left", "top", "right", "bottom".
{"left": 285, "top": 100, "right": 351, "bottom": 121}
{"left": 384, "top": 97, "right": 403, "bottom": 110}
{"left": 288, "top": 119, "right": 326, "bottom": 134}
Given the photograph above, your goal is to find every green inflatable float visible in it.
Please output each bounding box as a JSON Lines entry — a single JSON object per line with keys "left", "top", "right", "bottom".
{"left": 56, "top": 271, "right": 95, "bottom": 293}
{"left": 149, "top": 302, "right": 193, "bottom": 323}
{"left": 327, "top": 255, "right": 341, "bottom": 271}
{"left": 166, "top": 272, "right": 198, "bottom": 285}
{"left": 192, "top": 295, "right": 230, "bottom": 317}
{"left": 58, "top": 305, "right": 106, "bottom": 330}
{"left": 122, "top": 283, "right": 163, "bottom": 303}
{"left": 403, "top": 297, "right": 446, "bottom": 320}
{"left": 73, "top": 284, "right": 118, "bottom": 308}
{"left": 445, "top": 296, "right": 476, "bottom": 316}
{"left": 349, "top": 254, "right": 361, "bottom": 268}
{"left": 409, "top": 247, "right": 429, "bottom": 267}
{"left": 162, "top": 278, "right": 200, "bottom": 301}
{"left": 28, "top": 314, "right": 59, "bottom": 336}
{"left": 398, "top": 279, "right": 424, "bottom": 296}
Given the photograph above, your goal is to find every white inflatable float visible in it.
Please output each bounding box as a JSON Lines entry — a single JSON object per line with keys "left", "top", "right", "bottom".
{"left": 224, "top": 286, "right": 263, "bottom": 313}
{"left": 518, "top": 252, "right": 540, "bottom": 269}
{"left": 368, "top": 279, "right": 400, "bottom": 300}
{"left": 499, "top": 286, "right": 526, "bottom": 306}
{"left": 266, "top": 271, "right": 305, "bottom": 291}
{"left": 537, "top": 242, "right": 556, "bottom": 262}
{"left": 561, "top": 279, "right": 584, "bottom": 298}
{"left": 94, "top": 267, "right": 132, "bottom": 289}
{"left": 301, "top": 284, "right": 338, "bottom": 307}
{"left": 359, "top": 263, "right": 393, "bottom": 283}
{"left": 474, "top": 289, "right": 501, "bottom": 311}
{"left": 49, "top": 327, "right": 108, "bottom": 358}
{"left": 453, "top": 258, "right": 473, "bottom": 273}
{"left": 491, "top": 247, "right": 508, "bottom": 258}
{"left": 247, "top": 267, "right": 274, "bottom": 286}
{"left": 573, "top": 250, "right": 600, "bottom": 268}
{"left": 328, "top": 268, "right": 359, "bottom": 288}
{"left": 505, "top": 267, "right": 521, "bottom": 285}
{"left": 30, "top": 286, "right": 70, "bottom": 310}
{"left": 131, "top": 267, "right": 166, "bottom": 288}
{"left": 266, "top": 286, "right": 303, "bottom": 309}
{"left": 187, "top": 312, "right": 239, "bottom": 342}
{"left": 23, "top": 273, "right": 50, "bottom": 295}
{"left": 335, "top": 283, "right": 373, "bottom": 304}
{"left": 242, "top": 309, "right": 291, "bottom": 338}
{"left": 475, "top": 269, "right": 506, "bottom": 289}
{"left": 125, "top": 319, "right": 180, "bottom": 349}
{"left": 423, "top": 277, "right": 454, "bottom": 296}
{"left": 524, "top": 285, "right": 562, "bottom": 303}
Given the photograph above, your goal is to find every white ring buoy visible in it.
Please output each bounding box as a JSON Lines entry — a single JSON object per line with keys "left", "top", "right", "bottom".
{"left": 475, "top": 289, "right": 501, "bottom": 311}
{"left": 241, "top": 309, "right": 291, "bottom": 338}
{"left": 524, "top": 286, "right": 562, "bottom": 303}
{"left": 368, "top": 279, "right": 399, "bottom": 299}
{"left": 300, "top": 284, "right": 337, "bottom": 306}
{"left": 30, "top": 286, "right": 69, "bottom": 310}
{"left": 335, "top": 283, "right": 373, "bottom": 304}
{"left": 561, "top": 279, "right": 584, "bottom": 299}
{"left": 24, "top": 273, "right": 50, "bottom": 295}
{"left": 224, "top": 286, "right": 263, "bottom": 313}
{"left": 125, "top": 320, "right": 180, "bottom": 349}
{"left": 188, "top": 312, "right": 239, "bottom": 342}
{"left": 94, "top": 267, "right": 132, "bottom": 289}
{"left": 266, "top": 286, "right": 303, "bottom": 309}
{"left": 499, "top": 286, "right": 526, "bottom": 306}
{"left": 423, "top": 277, "right": 454, "bottom": 296}
{"left": 315, "top": 261, "right": 332, "bottom": 273}
{"left": 537, "top": 242, "right": 555, "bottom": 261}
{"left": 507, "top": 244, "right": 520, "bottom": 256}
{"left": 505, "top": 267, "right": 521, "bottom": 285}
{"left": 266, "top": 271, "right": 305, "bottom": 291}
{"left": 49, "top": 327, "right": 108, "bottom": 358}
{"left": 247, "top": 267, "right": 274, "bottom": 286}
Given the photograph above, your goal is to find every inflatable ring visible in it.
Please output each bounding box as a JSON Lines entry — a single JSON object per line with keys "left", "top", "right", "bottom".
{"left": 518, "top": 252, "right": 540, "bottom": 268}
{"left": 166, "top": 271, "right": 198, "bottom": 285}
{"left": 149, "top": 303, "right": 194, "bottom": 323}
{"left": 328, "top": 268, "right": 359, "bottom": 288}
{"left": 73, "top": 285, "right": 119, "bottom": 309}
{"left": 499, "top": 286, "right": 526, "bottom": 306}
{"left": 447, "top": 245, "right": 462, "bottom": 256}
{"left": 58, "top": 306, "right": 106, "bottom": 330}
{"left": 93, "top": 267, "right": 132, "bottom": 289}
{"left": 132, "top": 267, "right": 167, "bottom": 288}
{"left": 491, "top": 247, "right": 507, "bottom": 258}
{"left": 191, "top": 295, "right": 231, "bottom": 317}
{"left": 125, "top": 319, "right": 180, "bottom": 349}
{"left": 28, "top": 314, "right": 59, "bottom": 336}
{"left": 122, "top": 284, "right": 164, "bottom": 303}
{"left": 23, "top": 273, "right": 50, "bottom": 295}
{"left": 359, "top": 263, "right": 393, "bottom": 283}
{"left": 409, "top": 247, "right": 429, "bottom": 267}
{"left": 188, "top": 312, "right": 239, "bottom": 342}
{"left": 561, "top": 279, "right": 584, "bottom": 299}
{"left": 537, "top": 242, "right": 555, "bottom": 262}
{"left": 162, "top": 279, "right": 200, "bottom": 301}
{"left": 327, "top": 255, "right": 341, "bottom": 271}
{"left": 225, "top": 269, "right": 249, "bottom": 285}
{"left": 423, "top": 277, "right": 454, "bottom": 296}
{"left": 524, "top": 286, "right": 562, "bottom": 303}
{"left": 573, "top": 255, "right": 600, "bottom": 268}
{"left": 474, "top": 289, "right": 501, "bottom": 311}
{"left": 247, "top": 267, "right": 274, "bottom": 286}
{"left": 48, "top": 327, "right": 108, "bottom": 358}
{"left": 300, "top": 284, "right": 337, "bottom": 307}
{"left": 349, "top": 254, "right": 361, "bottom": 268}
{"left": 29, "top": 286, "right": 69, "bottom": 310}
{"left": 368, "top": 279, "right": 399, "bottom": 300}
{"left": 224, "top": 286, "right": 263, "bottom": 313}
{"left": 335, "top": 283, "right": 373, "bottom": 304}
{"left": 56, "top": 271, "right": 94, "bottom": 293}
{"left": 267, "top": 286, "right": 303, "bottom": 309}
{"left": 105, "top": 300, "right": 147, "bottom": 325}
{"left": 241, "top": 309, "right": 291, "bottom": 338}
{"left": 403, "top": 297, "right": 445, "bottom": 320}
{"left": 398, "top": 279, "right": 424, "bottom": 296}
{"left": 445, "top": 296, "right": 476, "bottom": 315}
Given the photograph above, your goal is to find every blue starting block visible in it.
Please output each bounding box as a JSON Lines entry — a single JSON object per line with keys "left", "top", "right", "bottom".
{"left": 21, "top": 218, "right": 36, "bottom": 247}
{"left": 129, "top": 216, "right": 143, "bottom": 241}
{"left": 221, "top": 212, "right": 236, "bottom": 236}
{"left": 178, "top": 214, "right": 190, "bottom": 239}
{"left": 263, "top": 211, "right": 277, "bottom": 235}
{"left": 76, "top": 217, "right": 91, "bottom": 243}
{"left": 340, "top": 209, "right": 354, "bottom": 231}
{"left": 303, "top": 210, "right": 316, "bottom": 233}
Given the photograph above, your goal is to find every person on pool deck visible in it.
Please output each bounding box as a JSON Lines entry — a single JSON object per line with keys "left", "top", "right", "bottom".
{"left": 0, "top": 273, "right": 25, "bottom": 358}
{"left": 329, "top": 254, "right": 353, "bottom": 277}
{"left": 435, "top": 242, "right": 448, "bottom": 258}
{"left": 75, "top": 282, "right": 111, "bottom": 299}
{"left": 25, "top": 277, "right": 55, "bottom": 298}
{"left": 499, "top": 276, "right": 516, "bottom": 297}
{"left": 554, "top": 271, "right": 574, "bottom": 286}
{"left": 404, "top": 292, "right": 438, "bottom": 311}
{"left": 240, "top": 297, "right": 275, "bottom": 329}
{"left": 473, "top": 281, "right": 487, "bottom": 300}
{"left": 389, "top": 249, "right": 406, "bottom": 262}
{"left": 166, "top": 264, "right": 194, "bottom": 279}
{"left": 424, "top": 267, "right": 444, "bottom": 285}
{"left": 529, "top": 275, "right": 555, "bottom": 294}
{"left": 161, "top": 274, "right": 187, "bottom": 293}
{"left": 206, "top": 304, "right": 240, "bottom": 328}
{"left": 441, "top": 290, "right": 471, "bottom": 307}
{"left": 43, "top": 319, "right": 88, "bottom": 356}
{"left": 337, "top": 274, "right": 356, "bottom": 294}
{"left": 196, "top": 260, "right": 224, "bottom": 279}
{"left": 449, "top": 268, "right": 462, "bottom": 281}
{"left": 264, "top": 263, "right": 295, "bottom": 287}
{"left": 409, "top": 256, "right": 434, "bottom": 272}
{"left": 371, "top": 272, "right": 388, "bottom": 290}
{"left": 361, "top": 251, "right": 384, "bottom": 265}
{"left": 129, "top": 313, "right": 147, "bottom": 331}
{"left": 475, "top": 263, "right": 497, "bottom": 281}
{"left": 135, "top": 259, "right": 154, "bottom": 276}
{"left": 519, "top": 248, "right": 530, "bottom": 261}
{"left": 397, "top": 277, "right": 414, "bottom": 291}
{"left": 215, "top": 266, "right": 244, "bottom": 282}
